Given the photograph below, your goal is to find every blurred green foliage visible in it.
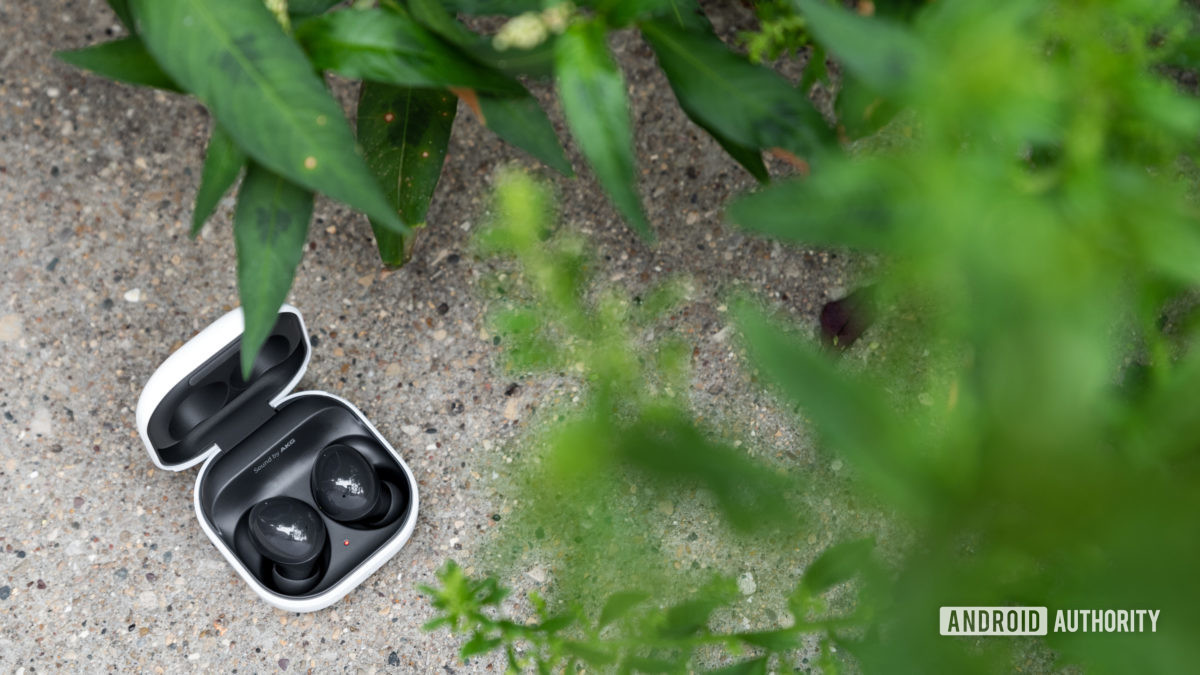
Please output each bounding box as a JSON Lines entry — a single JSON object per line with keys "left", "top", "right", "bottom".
{"left": 421, "top": 0, "right": 1200, "bottom": 672}
{"left": 427, "top": 171, "right": 879, "bottom": 673}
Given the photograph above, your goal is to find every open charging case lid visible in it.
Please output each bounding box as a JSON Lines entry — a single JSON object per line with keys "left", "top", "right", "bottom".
{"left": 135, "top": 305, "right": 419, "bottom": 612}
{"left": 136, "top": 305, "right": 311, "bottom": 470}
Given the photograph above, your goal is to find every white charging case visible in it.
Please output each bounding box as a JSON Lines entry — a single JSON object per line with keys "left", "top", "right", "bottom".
{"left": 135, "top": 305, "right": 419, "bottom": 612}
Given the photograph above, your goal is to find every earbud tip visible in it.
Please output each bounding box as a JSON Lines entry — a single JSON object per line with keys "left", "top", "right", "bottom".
{"left": 271, "top": 564, "right": 321, "bottom": 595}
{"left": 366, "top": 481, "right": 405, "bottom": 527}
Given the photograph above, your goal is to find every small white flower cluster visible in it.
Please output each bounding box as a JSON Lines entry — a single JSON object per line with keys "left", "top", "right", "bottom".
{"left": 493, "top": 3, "right": 574, "bottom": 51}
{"left": 263, "top": 0, "right": 291, "bottom": 32}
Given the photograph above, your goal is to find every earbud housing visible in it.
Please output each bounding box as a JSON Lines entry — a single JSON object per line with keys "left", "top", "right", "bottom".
{"left": 135, "top": 306, "right": 419, "bottom": 612}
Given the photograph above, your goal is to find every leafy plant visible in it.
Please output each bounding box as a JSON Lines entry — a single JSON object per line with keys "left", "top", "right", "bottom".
{"left": 422, "top": 545, "right": 878, "bottom": 674}
{"left": 421, "top": 0, "right": 1200, "bottom": 672}
{"left": 419, "top": 171, "right": 888, "bottom": 673}
{"left": 57, "top": 0, "right": 836, "bottom": 375}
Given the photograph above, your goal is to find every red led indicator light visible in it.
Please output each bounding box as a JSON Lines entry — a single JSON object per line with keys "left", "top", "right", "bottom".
{"left": 343, "top": 539, "right": 350, "bottom": 546}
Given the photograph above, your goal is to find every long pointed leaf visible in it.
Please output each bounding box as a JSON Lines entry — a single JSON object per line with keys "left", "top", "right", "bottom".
{"left": 726, "top": 163, "right": 895, "bottom": 250}
{"left": 192, "top": 125, "right": 246, "bottom": 237}
{"left": 696, "top": 119, "right": 769, "bottom": 183}
{"left": 556, "top": 20, "right": 651, "bottom": 239}
{"left": 641, "top": 19, "right": 831, "bottom": 159}
{"left": 402, "top": 0, "right": 569, "bottom": 172}
{"left": 130, "top": 0, "right": 407, "bottom": 235}
{"left": 406, "top": 0, "right": 557, "bottom": 79}
{"left": 234, "top": 164, "right": 314, "bottom": 378}
{"left": 590, "top": 0, "right": 704, "bottom": 28}
{"left": 792, "top": 0, "right": 926, "bottom": 96}
{"left": 55, "top": 37, "right": 179, "bottom": 92}
{"left": 478, "top": 93, "right": 574, "bottom": 176}
{"left": 289, "top": 0, "right": 342, "bottom": 17}
{"left": 437, "top": 0, "right": 543, "bottom": 14}
{"left": 295, "top": 9, "right": 524, "bottom": 95}
{"left": 105, "top": 0, "right": 136, "bottom": 31}
{"left": 357, "top": 83, "right": 458, "bottom": 266}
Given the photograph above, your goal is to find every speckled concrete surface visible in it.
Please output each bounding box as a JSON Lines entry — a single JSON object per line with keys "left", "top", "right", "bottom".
{"left": 0, "top": 2, "right": 851, "bottom": 671}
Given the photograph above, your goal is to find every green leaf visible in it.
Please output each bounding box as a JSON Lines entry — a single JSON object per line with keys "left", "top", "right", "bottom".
{"left": 801, "top": 538, "right": 876, "bottom": 594}
{"left": 641, "top": 19, "right": 831, "bottom": 159}
{"left": 586, "top": 0, "right": 680, "bottom": 27}
{"left": 233, "top": 164, "right": 313, "bottom": 379}
{"left": 295, "top": 8, "right": 524, "bottom": 95}
{"left": 598, "top": 590, "right": 649, "bottom": 628}
{"left": 538, "top": 614, "right": 575, "bottom": 633}
{"left": 695, "top": 119, "right": 768, "bottom": 183}
{"left": 614, "top": 409, "right": 798, "bottom": 531}
{"left": 707, "top": 656, "right": 768, "bottom": 675}
{"left": 624, "top": 656, "right": 677, "bottom": 673}
{"left": 421, "top": 615, "right": 452, "bottom": 631}
{"left": 404, "top": 0, "right": 568, "bottom": 163}
{"left": 105, "top": 0, "right": 136, "bottom": 31}
{"left": 437, "top": 0, "right": 543, "bottom": 15}
{"left": 741, "top": 630, "right": 803, "bottom": 651}
{"left": 561, "top": 642, "right": 617, "bottom": 666}
{"left": 636, "top": 4, "right": 767, "bottom": 181}
{"left": 460, "top": 631, "right": 503, "bottom": 658}
{"left": 657, "top": 0, "right": 712, "bottom": 32}
{"left": 192, "top": 125, "right": 246, "bottom": 237}
{"left": 478, "top": 92, "right": 574, "bottom": 176}
{"left": 407, "top": 0, "right": 557, "bottom": 79}
{"left": 556, "top": 20, "right": 651, "bottom": 239}
{"left": 357, "top": 83, "right": 458, "bottom": 266}
{"left": 835, "top": 72, "right": 901, "bottom": 140}
{"left": 658, "top": 581, "right": 735, "bottom": 639}
{"left": 792, "top": 0, "right": 926, "bottom": 96}
{"left": 55, "top": 37, "right": 179, "bottom": 91}
{"left": 726, "top": 162, "right": 895, "bottom": 250}
{"left": 130, "top": 0, "right": 407, "bottom": 235}
{"left": 289, "top": 0, "right": 342, "bottom": 17}
{"left": 799, "top": 43, "right": 828, "bottom": 92}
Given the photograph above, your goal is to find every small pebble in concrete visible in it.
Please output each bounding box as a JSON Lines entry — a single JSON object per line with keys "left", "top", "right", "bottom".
{"left": 0, "top": 314, "right": 22, "bottom": 342}
{"left": 738, "top": 572, "right": 757, "bottom": 596}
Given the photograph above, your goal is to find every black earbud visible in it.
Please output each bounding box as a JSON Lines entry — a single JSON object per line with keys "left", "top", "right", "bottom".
{"left": 311, "top": 443, "right": 403, "bottom": 526}
{"left": 247, "top": 496, "right": 327, "bottom": 594}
